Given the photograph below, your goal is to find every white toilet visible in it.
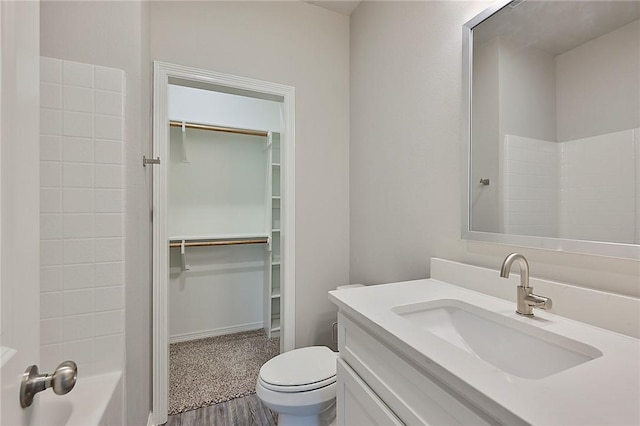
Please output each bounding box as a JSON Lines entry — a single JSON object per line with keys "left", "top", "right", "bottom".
{"left": 256, "top": 284, "right": 363, "bottom": 426}
{"left": 256, "top": 346, "right": 337, "bottom": 426}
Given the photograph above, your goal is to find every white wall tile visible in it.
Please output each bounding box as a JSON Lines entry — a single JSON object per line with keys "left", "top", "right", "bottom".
{"left": 95, "top": 238, "right": 123, "bottom": 262}
{"left": 63, "top": 264, "right": 94, "bottom": 290}
{"left": 62, "top": 339, "right": 94, "bottom": 367}
{"left": 41, "top": 266, "right": 63, "bottom": 292}
{"left": 63, "top": 189, "right": 93, "bottom": 213}
{"left": 41, "top": 318, "right": 62, "bottom": 345}
{"left": 41, "top": 188, "right": 62, "bottom": 213}
{"left": 40, "top": 344, "right": 62, "bottom": 373}
{"left": 94, "top": 67, "right": 123, "bottom": 92}
{"left": 41, "top": 109, "right": 62, "bottom": 136}
{"left": 63, "top": 137, "right": 93, "bottom": 163}
{"left": 63, "top": 239, "right": 94, "bottom": 264}
{"left": 40, "top": 135, "right": 62, "bottom": 161}
{"left": 93, "top": 335, "right": 123, "bottom": 364}
{"left": 63, "top": 289, "right": 94, "bottom": 316}
{"left": 95, "top": 190, "right": 123, "bottom": 213}
{"left": 94, "top": 287, "right": 123, "bottom": 311}
{"left": 63, "top": 163, "right": 93, "bottom": 188}
{"left": 64, "top": 85, "right": 94, "bottom": 113}
{"left": 63, "top": 111, "right": 93, "bottom": 138}
{"left": 95, "top": 263, "right": 124, "bottom": 287}
{"left": 63, "top": 314, "right": 94, "bottom": 342}
{"left": 40, "top": 162, "right": 62, "bottom": 188}
{"left": 41, "top": 214, "right": 62, "bottom": 240}
{"left": 40, "top": 58, "right": 126, "bottom": 377}
{"left": 95, "top": 165, "right": 123, "bottom": 188}
{"left": 63, "top": 214, "right": 94, "bottom": 238}
{"left": 41, "top": 57, "right": 62, "bottom": 84}
{"left": 63, "top": 61, "right": 93, "bottom": 88}
{"left": 95, "top": 214, "right": 123, "bottom": 238}
{"left": 95, "top": 90, "right": 123, "bottom": 116}
{"left": 41, "top": 82, "right": 62, "bottom": 109}
{"left": 41, "top": 240, "right": 62, "bottom": 266}
{"left": 94, "top": 311, "right": 123, "bottom": 336}
{"left": 94, "top": 115, "right": 123, "bottom": 140}
{"left": 40, "top": 292, "right": 63, "bottom": 319}
{"left": 94, "top": 140, "right": 123, "bottom": 165}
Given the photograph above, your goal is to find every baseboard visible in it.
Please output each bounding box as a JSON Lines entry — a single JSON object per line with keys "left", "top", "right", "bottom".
{"left": 147, "top": 411, "right": 154, "bottom": 426}
{"left": 169, "top": 322, "right": 264, "bottom": 344}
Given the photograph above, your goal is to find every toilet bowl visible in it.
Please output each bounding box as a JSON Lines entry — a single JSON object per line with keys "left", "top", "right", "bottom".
{"left": 256, "top": 284, "right": 364, "bottom": 426}
{"left": 256, "top": 346, "right": 337, "bottom": 426}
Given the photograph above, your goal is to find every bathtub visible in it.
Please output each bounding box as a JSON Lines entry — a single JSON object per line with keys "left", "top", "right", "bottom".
{"left": 33, "top": 371, "right": 123, "bottom": 426}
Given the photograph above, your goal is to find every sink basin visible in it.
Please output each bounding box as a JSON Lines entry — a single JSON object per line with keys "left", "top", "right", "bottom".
{"left": 392, "top": 299, "right": 602, "bottom": 379}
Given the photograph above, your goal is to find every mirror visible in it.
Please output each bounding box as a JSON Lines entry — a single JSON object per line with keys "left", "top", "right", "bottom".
{"left": 463, "top": 0, "right": 640, "bottom": 259}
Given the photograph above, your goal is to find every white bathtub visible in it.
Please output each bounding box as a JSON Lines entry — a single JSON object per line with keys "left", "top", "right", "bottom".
{"left": 33, "top": 371, "right": 123, "bottom": 426}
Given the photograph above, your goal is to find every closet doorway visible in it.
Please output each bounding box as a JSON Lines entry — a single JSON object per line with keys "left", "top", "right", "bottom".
{"left": 152, "top": 62, "right": 296, "bottom": 426}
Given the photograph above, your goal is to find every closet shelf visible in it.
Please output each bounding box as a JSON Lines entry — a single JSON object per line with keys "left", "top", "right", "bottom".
{"left": 169, "top": 233, "right": 269, "bottom": 248}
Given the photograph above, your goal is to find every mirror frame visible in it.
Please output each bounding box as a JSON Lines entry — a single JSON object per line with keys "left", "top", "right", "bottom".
{"left": 461, "top": 0, "right": 640, "bottom": 260}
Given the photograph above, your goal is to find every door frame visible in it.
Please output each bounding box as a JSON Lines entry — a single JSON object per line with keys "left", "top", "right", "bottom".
{"left": 151, "top": 61, "right": 296, "bottom": 425}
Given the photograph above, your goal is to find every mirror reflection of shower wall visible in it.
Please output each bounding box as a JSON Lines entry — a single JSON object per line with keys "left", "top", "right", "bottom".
{"left": 470, "top": 2, "right": 640, "bottom": 245}
{"left": 166, "top": 84, "right": 282, "bottom": 415}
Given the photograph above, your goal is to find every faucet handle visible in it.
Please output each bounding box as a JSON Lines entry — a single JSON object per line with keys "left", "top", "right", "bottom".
{"left": 526, "top": 293, "right": 552, "bottom": 310}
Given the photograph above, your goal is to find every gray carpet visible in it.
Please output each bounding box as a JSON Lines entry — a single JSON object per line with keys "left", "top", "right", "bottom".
{"left": 169, "top": 329, "right": 280, "bottom": 415}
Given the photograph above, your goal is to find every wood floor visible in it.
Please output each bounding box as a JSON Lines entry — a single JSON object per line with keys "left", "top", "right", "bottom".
{"left": 165, "top": 394, "right": 277, "bottom": 426}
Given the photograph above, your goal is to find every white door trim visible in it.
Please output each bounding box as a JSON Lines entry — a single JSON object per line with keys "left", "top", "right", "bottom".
{"left": 151, "top": 61, "right": 296, "bottom": 425}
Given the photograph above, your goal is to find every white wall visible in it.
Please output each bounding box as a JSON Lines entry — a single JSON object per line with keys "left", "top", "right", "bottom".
{"left": 559, "top": 129, "right": 638, "bottom": 244}
{"left": 150, "top": 1, "right": 350, "bottom": 348}
{"left": 350, "top": 2, "right": 640, "bottom": 302}
{"left": 167, "top": 124, "right": 268, "bottom": 340}
{"left": 556, "top": 20, "right": 640, "bottom": 142}
{"left": 169, "top": 84, "right": 281, "bottom": 132}
{"left": 40, "top": 2, "right": 151, "bottom": 425}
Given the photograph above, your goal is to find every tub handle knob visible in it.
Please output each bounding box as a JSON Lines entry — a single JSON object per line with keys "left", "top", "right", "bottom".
{"left": 20, "top": 360, "right": 78, "bottom": 408}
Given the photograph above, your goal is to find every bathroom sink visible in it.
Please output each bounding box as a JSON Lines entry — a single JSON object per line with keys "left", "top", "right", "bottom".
{"left": 392, "top": 299, "right": 602, "bottom": 379}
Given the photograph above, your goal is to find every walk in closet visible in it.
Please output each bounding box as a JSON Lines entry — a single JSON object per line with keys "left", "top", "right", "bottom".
{"left": 167, "top": 84, "right": 283, "bottom": 342}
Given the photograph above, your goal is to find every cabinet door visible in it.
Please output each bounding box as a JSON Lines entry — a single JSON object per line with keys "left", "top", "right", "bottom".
{"left": 336, "top": 359, "right": 404, "bottom": 426}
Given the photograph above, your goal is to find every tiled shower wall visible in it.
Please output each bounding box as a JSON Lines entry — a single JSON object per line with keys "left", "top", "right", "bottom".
{"left": 39, "top": 57, "right": 125, "bottom": 376}
{"left": 502, "top": 135, "right": 559, "bottom": 237}
{"left": 502, "top": 130, "right": 639, "bottom": 244}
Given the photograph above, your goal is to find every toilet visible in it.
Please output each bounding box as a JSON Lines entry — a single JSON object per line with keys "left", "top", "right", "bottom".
{"left": 256, "top": 284, "right": 363, "bottom": 426}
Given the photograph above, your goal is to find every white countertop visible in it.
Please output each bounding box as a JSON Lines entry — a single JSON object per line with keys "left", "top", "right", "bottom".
{"left": 329, "top": 279, "right": 640, "bottom": 425}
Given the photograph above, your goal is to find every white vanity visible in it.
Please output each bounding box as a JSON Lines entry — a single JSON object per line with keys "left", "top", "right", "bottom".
{"left": 329, "top": 260, "right": 640, "bottom": 425}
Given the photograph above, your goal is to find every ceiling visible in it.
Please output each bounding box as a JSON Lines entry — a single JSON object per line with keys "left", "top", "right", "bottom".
{"left": 306, "top": 1, "right": 362, "bottom": 16}
{"left": 474, "top": 1, "right": 640, "bottom": 55}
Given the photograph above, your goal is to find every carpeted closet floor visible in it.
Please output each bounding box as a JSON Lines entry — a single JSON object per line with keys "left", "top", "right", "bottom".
{"left": 169, "top": 329, "right": 280, "bottom": 415}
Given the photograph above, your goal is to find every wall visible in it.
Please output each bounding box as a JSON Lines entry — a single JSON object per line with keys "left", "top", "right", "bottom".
{"left": 168, "top": 126, "right": 268, "bottom": 341}
{"left": 169, "top": 84, "right": 281, "bottom": 132}
{"left": 40, "top": 2, "right": 151, "bottom": 425}
{"left": 39, "top": 57, "right": 126, "bottom": 376}
{"left": 559, "top": 129, "right": 638, "bottom": 244}
{"left": 150, "top": 1, "right": 350, "bottom": 348}
{"left": 350, "top": 2, "right": 639, "bottom": 302}
{"left": 556, "top": 20, "right": 640, "bottom": 142}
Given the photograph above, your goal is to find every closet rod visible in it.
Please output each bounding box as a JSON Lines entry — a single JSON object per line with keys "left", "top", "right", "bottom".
{"left": 169, "top": 238, "right": 268, "bottom": 248}
{"left": 169, "top": 120, "right": 269, "bottom": 137}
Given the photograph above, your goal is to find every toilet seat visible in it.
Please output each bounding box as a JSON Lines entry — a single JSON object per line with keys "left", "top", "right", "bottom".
{"left": 258, "top": 346, "right": 337, "bottom": 393}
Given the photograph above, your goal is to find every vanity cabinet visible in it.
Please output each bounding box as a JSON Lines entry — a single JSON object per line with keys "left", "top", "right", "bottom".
{"left": 336, "top": 312, "right": 508, "bottom": 426}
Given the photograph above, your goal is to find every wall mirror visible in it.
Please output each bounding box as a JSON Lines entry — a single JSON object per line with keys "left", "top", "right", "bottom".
{"left": 462, "top": 0, "right": 640, "bottom": 259}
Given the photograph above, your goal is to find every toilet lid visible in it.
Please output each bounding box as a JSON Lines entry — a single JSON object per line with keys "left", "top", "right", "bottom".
{"left": 259, "top": 346, "right": 337, "bottom": 389}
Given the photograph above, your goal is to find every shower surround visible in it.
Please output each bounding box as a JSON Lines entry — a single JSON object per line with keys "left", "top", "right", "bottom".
{"left": 39, "top": 57, "right": 125, "bottom": 377}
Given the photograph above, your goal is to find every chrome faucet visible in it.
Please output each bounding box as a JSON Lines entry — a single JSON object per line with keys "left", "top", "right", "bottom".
{"left": 500, "top": 253, "right": 552, "bottom": 316}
